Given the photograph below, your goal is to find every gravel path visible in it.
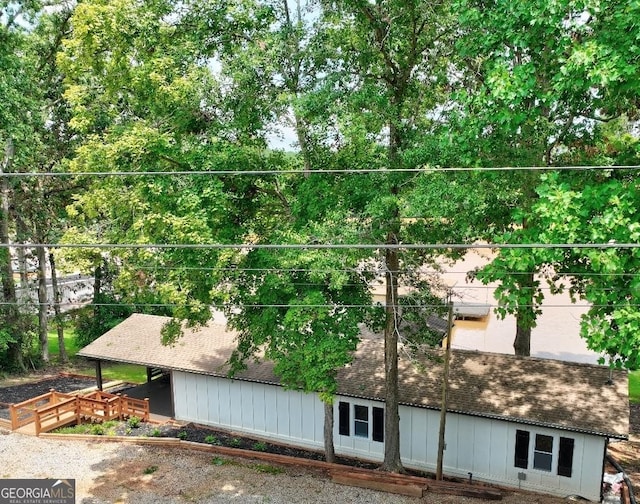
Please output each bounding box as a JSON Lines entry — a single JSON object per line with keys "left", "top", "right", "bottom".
{"left": 0, "top": 428, "right": 568, "bottom": 504}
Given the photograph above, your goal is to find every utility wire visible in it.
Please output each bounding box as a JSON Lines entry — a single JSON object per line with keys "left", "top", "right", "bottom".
{"left": 86, "top": 264, "right": 639, "bottom": 277}
{"left": 2, "top": 242, "right": 639, "bottom": 250}
{"left": 1, "top": 165, "right": 640, "bottom": 177}
{"left": 4, "top": 301, "right": 631, "bottom": 309}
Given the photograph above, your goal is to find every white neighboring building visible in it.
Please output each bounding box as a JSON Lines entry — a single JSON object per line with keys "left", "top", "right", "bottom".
{"left": 79, "top": 314, "right": 628, "bottom": 502}
{"left": 440, "top": 251, "right": 600, "bottom": 364}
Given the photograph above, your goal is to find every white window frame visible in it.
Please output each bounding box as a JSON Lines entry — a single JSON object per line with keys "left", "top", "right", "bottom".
{"left": 337, "top": 400, "right": 384, "bottom": 443}
{"left": 513, "top": 429, "right": 575, "bottom": 478}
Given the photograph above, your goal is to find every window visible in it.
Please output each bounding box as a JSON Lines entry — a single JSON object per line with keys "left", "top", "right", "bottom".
{"left": 558, "top": 437, "right": 575, "bottom": 477}
{"left": 533, "top": 434, "right": 553, "bottom": 472}
{"left": 514, "top": 430, "right": 530, "bottom": 469}
{"left": 337, "top": 401, "right": 384, "bottom": 442}
{"left": 513, "top": 430, "right": 574, "bottom": 477}
{"left": 354, "top": 405, "right": 369, "bottom": 437}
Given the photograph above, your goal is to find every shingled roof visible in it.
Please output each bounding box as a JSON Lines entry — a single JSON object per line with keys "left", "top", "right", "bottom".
{"left": 78, "top": 313, "right": 628, "bottom": 439}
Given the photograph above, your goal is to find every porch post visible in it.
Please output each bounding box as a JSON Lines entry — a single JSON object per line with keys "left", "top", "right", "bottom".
{"left": 95, "top": 359, "right": 103, "bottom": 391}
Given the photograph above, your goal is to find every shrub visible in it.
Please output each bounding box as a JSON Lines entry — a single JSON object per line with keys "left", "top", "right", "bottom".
{"left": 229, "top": 438, "right": 241, "bottom": 448}
{"left": 90, "top": 424, "right": 105, "bottom": 436}
{"left": 151, "top": 428, "right": 162, "bottom": 437}
{"left": 252, "top": 441, "right": 267, "bottom": 452}
{"left": 127, "top": 416, "right": 141, "bottom": 428}
{"left": 204, "top": 435, "right": 219, "bottom": 445}
{"left": 177, "top": 431, "right": 188, "bottom": 440}
{"left": 143, "top": 465, "right": 158, "bottom": 475}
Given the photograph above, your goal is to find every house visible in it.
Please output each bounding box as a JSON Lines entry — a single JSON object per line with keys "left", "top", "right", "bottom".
{"left": 78, "top": 313, "right": 628, "bottom": 501}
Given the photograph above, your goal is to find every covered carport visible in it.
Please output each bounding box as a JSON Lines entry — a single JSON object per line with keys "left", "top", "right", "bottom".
{"left": 77, "top": 312, "right": 240, "bottom": 421}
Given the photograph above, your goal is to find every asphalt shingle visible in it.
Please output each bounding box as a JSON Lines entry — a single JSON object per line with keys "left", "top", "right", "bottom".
{"left": 78, "top": 313, "right": 629, "bottom": 439}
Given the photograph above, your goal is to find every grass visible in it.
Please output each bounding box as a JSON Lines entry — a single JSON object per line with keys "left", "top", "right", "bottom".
{"left": 629, "top": 370, "right": 640, "bottom": 403}
{"left": 46, "top": 328, "right": 146, "bottom": 384}
{"left": 47, "top": 327, "right": 80, "bottom": 360}
{"left": 55, "top": 420, "right": 120, "bottom": 436}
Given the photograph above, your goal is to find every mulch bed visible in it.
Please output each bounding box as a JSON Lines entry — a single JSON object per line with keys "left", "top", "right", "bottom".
{"left": 0, "top": 374, "right": 97, "bottom": 420}
{"left": 80, "top": 420, "right": 384, "bottom": 471}
{"left": 0, "top": 374, "right": 97, "bottom": 404}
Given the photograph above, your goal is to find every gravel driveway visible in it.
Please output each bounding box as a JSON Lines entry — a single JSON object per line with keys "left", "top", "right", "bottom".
{"left": 0, "top": 428, "right": 569, "bottom": 504}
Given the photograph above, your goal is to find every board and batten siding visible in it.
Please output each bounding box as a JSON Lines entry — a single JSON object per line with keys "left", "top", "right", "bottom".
{"left": 172, "top": 371, "right": 325, "bottom": 450}
{"left": 333, "top": 396, "right": 604, "bottom": 501}
{"left": 173, "top": 373, "right": 604, "bottom": 501}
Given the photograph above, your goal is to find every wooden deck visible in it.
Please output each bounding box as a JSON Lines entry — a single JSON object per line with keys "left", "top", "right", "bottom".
{"left": 8, "top": 389, "right": 150, "bottom": 435}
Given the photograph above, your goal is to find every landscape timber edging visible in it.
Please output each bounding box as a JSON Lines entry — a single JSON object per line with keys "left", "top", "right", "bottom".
{"left": 38, "top": 433, "right": 505, "bottom": 500}
{"left": 39, "top": 432, "right": 352, "bottom": 471}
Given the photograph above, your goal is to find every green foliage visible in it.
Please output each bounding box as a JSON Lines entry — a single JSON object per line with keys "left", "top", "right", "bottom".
{"left": 204, "top": 435, "right": 219, "bottom": 445}
{"left": 211, "top": 457, "right": 228, "bottom": 466}
{"left": 252, "top": 441, "right": 268, "bottom": 452}
{"left": 0, "top": 310, "right": 38, "bottom": 372}
{"left": 229, "top": 438, "right": 242, "bottom": 448}
{"left": 177, "top": 431, "right": 188, "bottom": 440}
{"left": 127, "top": 416, "right": 141, "bottom": 429}
{"left": 252, "top": 464, "right": 283, "bottom": 475}
{"left": 143, "top": 465, "right": 159, "bottom": 475}
{"left": 89, "top": 423, "right": 105, "bottom": 435}
{"left": 531, "top": 170, "right": 640, "bottom": 369}
{"left": 629, "top": 371, "right": 640, "bottom": 404}
{"left": 151, "top": 428, "right": 162, "bottom": 437}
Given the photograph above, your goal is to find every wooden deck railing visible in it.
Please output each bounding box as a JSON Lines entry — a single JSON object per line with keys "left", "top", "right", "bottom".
{"left": 77, "top": 394, "right": 121, "bottom": 421}
{"left": 10, "top": 389, "right": 75, "bottom": 431}
{"left": 9, "top": 389, "right": 150, "bottom": 435}
{"left": 119, "top": 394, "right": 150, "bottom": 421}
{"left": 33, "top": 396, "right": 78, "bottom": 436}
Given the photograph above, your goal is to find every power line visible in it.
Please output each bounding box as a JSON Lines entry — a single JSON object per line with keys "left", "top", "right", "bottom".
{"left": 88, "top": 264, "right": 639, "bottom": 277}
{"left": 1, "top": 165, "right": 640, "bottom": 177}
{"left": 3, "top": 301, "right": 633, "bottom": 309}
{"left": 2, "top": 242, "right": 639, "bottom": 250}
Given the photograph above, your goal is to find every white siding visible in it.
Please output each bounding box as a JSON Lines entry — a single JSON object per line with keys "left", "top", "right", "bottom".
{"left": 172, "top": 372, "right": 324, "bottom": 451}
{"left": 172, "top": 373, "right": 606, "bottom": 501}
{"left": 333, "top": 397, "right": 605, "bottom": 502}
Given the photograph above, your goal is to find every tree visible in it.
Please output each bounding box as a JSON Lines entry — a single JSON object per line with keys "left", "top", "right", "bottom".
{"left": 0, "top": 0, "right": 46, "bottom": 370}
{"left": 317, "top": 0, "right": 463, "bottom": 472}
{"left": 530, "top": 118, "right": 640, "bottom": 369}
{"left": 452, "top": 0, "right": 638, "bottom": 356}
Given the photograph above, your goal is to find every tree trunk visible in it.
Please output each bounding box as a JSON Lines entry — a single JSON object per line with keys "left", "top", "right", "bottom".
{"left": 323, "top": 400, "right": 335, "bottom": 463}
{"left": 382, "top": 246, "right": 403, "bottom": 472}
{"left": 514, "top": 315, "right": 532, "bottom": 356}
{"left": 0, "top": 138, "right": 25, "bottom": 371}
{"left": 49, "top": 251, "right": 67, "bottom": 363}
{"left": 513, "top": 270, "right": 534, "bottom": 356}
{"left": 15, "top": 218, "right": 28, "bottom": 290}
{"left": 36, "top": 243, "right": 49, "bottom": 363}
{"left": 436, "top": 300, "right": 454, "bottom": 480}
{"left": 380, "top": 101, "right": 404, "bottom": 473}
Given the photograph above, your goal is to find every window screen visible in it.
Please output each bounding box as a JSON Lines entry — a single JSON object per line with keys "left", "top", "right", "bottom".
{"left": 372, "top": 406, "right": 384, "bottom": 442}
{"left": 558, "top": 437, "right": 574, "bottom": 477}
{"left": 354, "top": 405, "right": 369, "bottom": 437}
{"left": 533, "top": 434, "right": 553, "bottom": 471}
{"left": 338, "top": 401, "right": 350, "bottom": 436}
{"left": 514, "top": 430, "right": 530, "bottom": 468}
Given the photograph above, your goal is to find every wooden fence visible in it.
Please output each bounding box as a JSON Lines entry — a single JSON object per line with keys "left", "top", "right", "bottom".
{"left": 10, "top": 389, "right": 150, "bottom": 435}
